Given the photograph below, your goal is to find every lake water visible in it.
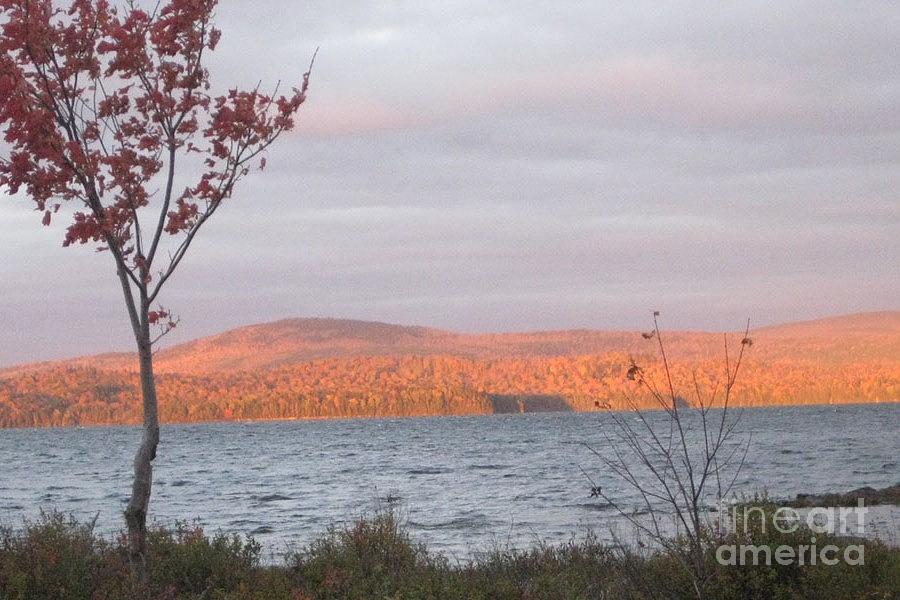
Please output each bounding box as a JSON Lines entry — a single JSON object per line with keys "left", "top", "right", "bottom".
{"left": 0, "top": 404, "right": 897, "bottom": 558}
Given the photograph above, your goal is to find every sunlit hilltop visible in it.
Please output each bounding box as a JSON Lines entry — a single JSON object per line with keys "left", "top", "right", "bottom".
{"left": 1, "top": 311, "right": 896, "bottom": 427}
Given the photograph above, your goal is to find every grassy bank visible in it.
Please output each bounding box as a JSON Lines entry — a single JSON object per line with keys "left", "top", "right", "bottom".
{"left": 0, "top": 510, "right": 897, "bottom": 599}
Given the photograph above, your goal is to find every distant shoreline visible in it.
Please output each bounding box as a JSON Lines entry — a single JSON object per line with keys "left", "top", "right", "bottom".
{"left": 1, "top": 399, "right": 897, "bottom": 431}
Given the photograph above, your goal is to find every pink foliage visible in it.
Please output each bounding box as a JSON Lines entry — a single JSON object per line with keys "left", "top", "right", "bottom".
{"left": 0, "top": 0, "right": 311, "bottom": 305}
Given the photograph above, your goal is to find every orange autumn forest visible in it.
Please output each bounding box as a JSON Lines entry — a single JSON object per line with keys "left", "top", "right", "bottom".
{"left": 1, "top": 311, "right": 897, "bottom": 428}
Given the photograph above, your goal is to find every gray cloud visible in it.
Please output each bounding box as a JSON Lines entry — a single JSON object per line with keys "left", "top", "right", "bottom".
{"left": 1, "top": 0, "right": 898, "bottom": 365}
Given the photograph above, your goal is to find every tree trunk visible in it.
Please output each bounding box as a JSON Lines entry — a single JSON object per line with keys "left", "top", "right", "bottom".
{"left": 124, "top": 333, "right": 160, "bottom": 580}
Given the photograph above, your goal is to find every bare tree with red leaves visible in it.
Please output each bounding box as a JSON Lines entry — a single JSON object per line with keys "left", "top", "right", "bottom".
{"left": 0, "top": 0, "right": 313, "bottom": 577}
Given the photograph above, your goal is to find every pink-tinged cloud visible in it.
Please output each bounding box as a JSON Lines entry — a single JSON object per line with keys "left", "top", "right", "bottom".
{"left": 294, "top": 95, "right": 418, "bottom": 136}
{"left": 447, "top": 54, "right": 814, "bottom": 131}
{"left": 291, "top": 55, "right": 834, "bottom": 137}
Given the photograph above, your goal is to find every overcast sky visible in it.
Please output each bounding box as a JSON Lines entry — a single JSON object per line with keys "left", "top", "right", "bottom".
{"left": 1, "top": 1, "right": 899, "bottom": 366}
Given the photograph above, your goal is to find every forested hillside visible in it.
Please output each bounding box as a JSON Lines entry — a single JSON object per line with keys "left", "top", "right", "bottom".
{"left": 1, "top": 312, "right": 897, "bottom": 427}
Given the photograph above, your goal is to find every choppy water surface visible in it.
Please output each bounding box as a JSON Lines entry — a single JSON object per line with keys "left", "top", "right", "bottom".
{"left": 1, "top": 404, "right": 897, "bottom": 558}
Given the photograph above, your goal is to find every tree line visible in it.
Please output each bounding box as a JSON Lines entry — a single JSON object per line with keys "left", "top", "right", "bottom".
{"left": 1, "top": 353, "right": 895, "bottom": 428}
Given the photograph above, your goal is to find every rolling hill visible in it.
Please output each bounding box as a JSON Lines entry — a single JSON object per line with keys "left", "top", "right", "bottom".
{"left": 1, "top": 312, "right": 897, "bottom": 427}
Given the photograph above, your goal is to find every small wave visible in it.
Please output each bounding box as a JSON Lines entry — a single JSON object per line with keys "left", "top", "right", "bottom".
{"left": 256, "top": 494, "right": 291, "bottom": 502}
{"left": 407, "top": 468, "right": 450, "bottom": 475}
{"left": 409, "top": 514, "right": 493, "bottom": 531}
{"left": 229, "top": 519, "right": 257, "bottom": 527}
{"left": 570, "top": 502, "right": 615, "bottom": 512}
{"left": 170, "top": 479, "right": 192, "bottom": 487}
{"left": 377, "top": 493, "right": 403, "bottom": 505}
{"left": 328, "top": 442, "right": 354, "bottom": 449}
{"left": 250, "top": 525, "right": 274, "bottom": 535}
{"left": 468, "top": 464, "right": 509, "bottom": 471}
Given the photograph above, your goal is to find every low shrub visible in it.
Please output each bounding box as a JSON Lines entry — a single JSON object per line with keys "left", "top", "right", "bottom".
{"left": 0, "top": 509, "right": 896, "bottom": 599}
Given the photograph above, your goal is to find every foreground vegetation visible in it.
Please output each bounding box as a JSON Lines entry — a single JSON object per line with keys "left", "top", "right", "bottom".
{"left": 1, "top": 510, "right": 897, "bottom": 599}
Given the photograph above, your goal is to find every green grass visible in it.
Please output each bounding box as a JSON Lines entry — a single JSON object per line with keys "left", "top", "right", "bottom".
{"left": 0, "top": 510, "right": 897, "bottom": 599}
